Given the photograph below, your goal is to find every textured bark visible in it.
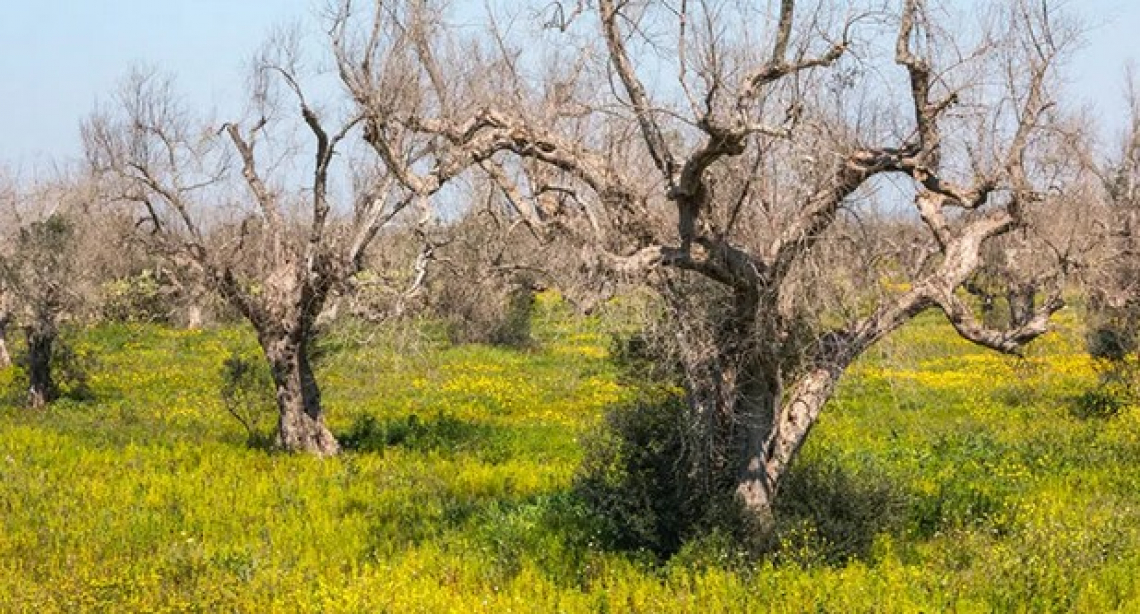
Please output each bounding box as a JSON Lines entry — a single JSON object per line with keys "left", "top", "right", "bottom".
{"left": 25, "top": 325, "right": 55, "bottom": 409}
{"left": 733, "top": 365, "right": 838, "bottom": 530}
{"left": 0, "top": 312, "right": 10, "bottom": 368}
{"left": 261, "top": 329, "right": 339, "bottom": 457}
{"left": 185, "top": 304, "right": 204, "bottom": 330}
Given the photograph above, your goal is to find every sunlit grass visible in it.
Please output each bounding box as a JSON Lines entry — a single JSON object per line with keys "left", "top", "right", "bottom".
{"left": 1, "top": 302, "right": 1138, "bottom": 611}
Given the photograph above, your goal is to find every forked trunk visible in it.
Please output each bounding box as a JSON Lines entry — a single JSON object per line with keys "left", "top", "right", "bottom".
{"left": 25, "top": 325, "right": 56, "bottom": 409}
{"left": 734, "top": 366, "right": 839, "bottom": 535}
{"left": 261, "top": 331, "right": 339, "bottom": 456}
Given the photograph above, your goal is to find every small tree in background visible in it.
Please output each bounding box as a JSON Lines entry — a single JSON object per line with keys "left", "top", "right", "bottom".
{"left": 0, "top": 210, "right": 83, "bottom": 408}
{"left": 1083, "top": 74, "right": 1140, "bottom": 413}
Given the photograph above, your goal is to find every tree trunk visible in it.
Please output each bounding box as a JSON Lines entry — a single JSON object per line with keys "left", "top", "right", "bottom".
{"left": 734, "top": 366, "right": 839, "bottom": 535}
{"left": 731, "top": 369, "right": 782, "bottom": 538}
{"left": 25, "top": 325, "right": 56, "bottom": 408}
{"left": 185, "top": 304, "right": 204, "bottom": 330}
{"left": 260, "top": 329, "right": 340, "bottom": 456}
{"left": 1008, "top": 284, "right": 1036, "bottom": 328}
{"left": 0, "top": 313, "right": 10, "bottom": 368}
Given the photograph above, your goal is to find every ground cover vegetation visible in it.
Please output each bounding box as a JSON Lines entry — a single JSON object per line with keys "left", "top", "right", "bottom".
{"left": 1, "top": 298, "right": 1139, "bottom": 611}
{"left": 2, "top": 0, "right": 1140, "bottom": 610}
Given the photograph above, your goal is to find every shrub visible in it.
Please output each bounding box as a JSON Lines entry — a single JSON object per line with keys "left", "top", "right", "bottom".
{"left": 1079, "top": 320, "right": 1138, "bottom": 420}
{"left": 218, "top": 350, "right": 276, "bottom": 447}
{"left": 433, "top": 273, "right": 538, "bottom": 349}
{"left": 100, "top": 270, "right": 174, "bottom": 324}
{"left": 574, "top": 393, "right": 733, "bottom": 558}
{"left": 5, "top": 332, "right": 96, "bottom": 404}
{"left": 772, "top": 456, "right": 907, "bottom": 566}
{"left": 339, "top": 412, "right": 487, "bottom": 455}
{"left": 1072, "top": 377, "right": 1135, "bottom": 420}
{"left": 1083, "top": 298, "right": 1139, "bottom": 418}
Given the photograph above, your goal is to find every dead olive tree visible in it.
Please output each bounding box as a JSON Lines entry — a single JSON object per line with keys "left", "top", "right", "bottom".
{"left": 83, "top": 34, "right": 427, "bottom": 454}
{"left": 1087, "top": 73, "right": 1140, "bottom": 361}
{"left": 376, "top": 0, "right": 1084, "bottom": 533}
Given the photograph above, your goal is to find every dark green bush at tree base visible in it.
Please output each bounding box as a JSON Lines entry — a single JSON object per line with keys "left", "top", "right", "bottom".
{"left": 5, "top": 334, "right": 96, "bottom": 405}
{"left": 772, "top": 457, "right": 909, "bottom": 566}
{"left": 574, "top": 393, "right": 705, "bottom": 558}
{"left": 574, "top": 391, "right": 915, "bottom": 565}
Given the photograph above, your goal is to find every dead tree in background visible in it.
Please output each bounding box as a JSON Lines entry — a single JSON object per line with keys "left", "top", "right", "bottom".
{"left": 83, "top": 40, "right": 422, "bottom": 454}
{"left": 1087, "top": 72, "right": 1140, "bottom": 360}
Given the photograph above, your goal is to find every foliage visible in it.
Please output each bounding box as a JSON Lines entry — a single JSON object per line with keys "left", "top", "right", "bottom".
{"left": 435, "top": 275, "right": 539, "bottom": 349}
{"left": 1082, "top": 305, "right": 1139, "bottom": 419}
{"left": 99, "top": 270, "right": 176, "bottom": 324}
{"left": 218, "top": 349, "right": 277, "bottom": 447}
{"left": 4, "top": 331, "right": 96, "bottom": 404}
{"left": 574, "top": 392, "right": 712, "bottom": 558}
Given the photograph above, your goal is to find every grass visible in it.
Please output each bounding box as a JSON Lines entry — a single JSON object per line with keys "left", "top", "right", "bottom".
{"left": 1, "top": 301, "right": 1139, "bottom": 612}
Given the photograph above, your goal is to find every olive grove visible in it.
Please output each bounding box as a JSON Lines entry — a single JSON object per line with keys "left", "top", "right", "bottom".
{"left": 63, "top": 0, "right": 1101, "bottom": 542}
{"left": 339, "top": 0, "right": 1089, "bottom": 532}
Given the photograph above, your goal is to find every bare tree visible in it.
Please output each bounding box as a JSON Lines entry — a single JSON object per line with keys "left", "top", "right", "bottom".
{"left": 353, "top": 0, "right": 1085, "bottom": 531}
{"left": 0, "top": 177, "right": 13, "bottom": 370}
{"left": 83, "top": 33, "right": 425, "bottom": 454}
{"left": 1086, "top": 70, "right": 1140, "bottom": 361}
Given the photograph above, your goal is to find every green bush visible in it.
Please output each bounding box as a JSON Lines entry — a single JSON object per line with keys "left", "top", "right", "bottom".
{"left": 218, "top": 350, "right": 276, "bottom": 447}
{"left": 100, "top": 270, "right": 176, "bottom": 324}
{"left": 773, "top": 457, "right": 907, "bottom": 566}
{"left": 574, "top": 393, "right": 729, "bottom": 558}
{"left": 5, "top": 333, "right": 96, "bottom": 404}
{"left": 339, "top": 412, "right": 489, "bottom": 455}
{"left": 1072, "top": 383, "right": 1133, "bottom": 420}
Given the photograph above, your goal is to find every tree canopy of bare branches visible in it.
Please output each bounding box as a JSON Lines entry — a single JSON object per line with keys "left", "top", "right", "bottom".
{"left": 83, "top": 32, "right": 428, "bottom": 453}
{"left": 331, "top": 0, "right": 1087, "bottom": 530}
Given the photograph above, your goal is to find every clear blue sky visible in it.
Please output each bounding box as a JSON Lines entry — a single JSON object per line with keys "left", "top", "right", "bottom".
{"left": 1, "top": 0, "right": 1137, "bottom": 167}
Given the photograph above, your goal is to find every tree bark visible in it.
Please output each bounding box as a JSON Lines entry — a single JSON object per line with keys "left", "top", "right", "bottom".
{"left": 734, "top": 365, "right": 839, "bottom": 535}
{"left": 1007, "top": 284, "right": 1036, "bottom": 328}
{"left": 260, "top": 329, "right": 340, "bottom": 456}
{"left": 185, "top": 304, "right": 204, "bottom": 330}
{"left": 732, "top": 357, "right": 781, "bottom": 535}
{"left": 25, "top": 324, "right": 56, "bottom": 409}
{"left": 0, "top": 311, "right": 11, "bottom": 368}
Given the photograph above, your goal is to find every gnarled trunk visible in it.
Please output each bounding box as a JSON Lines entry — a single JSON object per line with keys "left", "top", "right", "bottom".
{"left": 25, "top": 324, "right": 56, "bottom": 409}
{"left": 1008, "top": 284, "right": 1037, "bottom": 328}
{"left": 734, "top": 366, "right": 839, "bottom": 529}
{"left": 260, "top": 329, "right": 339, "bottom": 456}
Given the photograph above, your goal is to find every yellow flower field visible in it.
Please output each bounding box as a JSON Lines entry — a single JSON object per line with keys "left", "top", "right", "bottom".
{"left": 1, "top": 304, "right": 1138, "bottom": 612}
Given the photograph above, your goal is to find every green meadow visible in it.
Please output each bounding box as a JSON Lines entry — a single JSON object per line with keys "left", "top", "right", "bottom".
{"left": 2, "top": 299, "right": 1139, "bottom": 612}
